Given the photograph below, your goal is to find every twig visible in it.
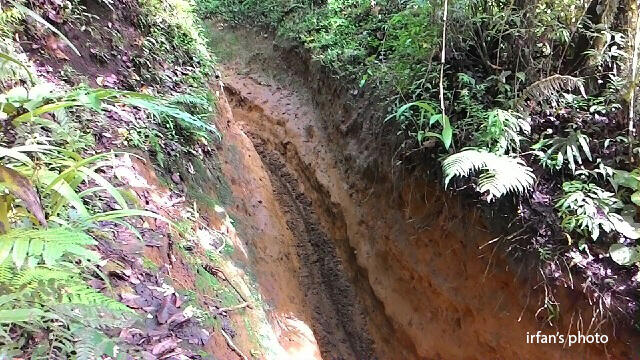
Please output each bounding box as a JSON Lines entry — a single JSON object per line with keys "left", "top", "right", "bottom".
{"left": 221, "top": 328, "right": 248, "bottom": 360}
{"left": 629, "top": 6, "right": 640, "bottom": 163}
{"left": 217, "top": 302, "right": 251, "bottom": 314}
{"left": 439, "top": 0, "right": 448, "bottom": 126}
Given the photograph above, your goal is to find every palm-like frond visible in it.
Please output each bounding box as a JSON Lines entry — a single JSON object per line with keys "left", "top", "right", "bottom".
{"left": 518, "top": 74, "right": 586, "bottom": 108}
{"left": 442, "top": 149, "right": 536, "bottom": 201}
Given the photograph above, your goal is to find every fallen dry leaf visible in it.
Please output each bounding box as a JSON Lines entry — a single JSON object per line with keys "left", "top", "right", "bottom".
{"left": 151, "top": 338, "right": 178, "bottom": 356}
{"left": 0, "top": 165, "right": 47, "bottom": 231}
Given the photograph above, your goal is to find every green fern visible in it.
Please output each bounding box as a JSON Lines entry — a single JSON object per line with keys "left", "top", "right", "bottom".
{"left": 0, "top": 265, "right": 134, "bottom": 359}
{"left": 54, "top": 303, "right": 134, "bottom": 329}
{"left": 122, "top": 97, "right": 221, "bottom": 139}
{"left": 170, "top": 92, "right": 211, "bottom": 108}
{"left": 442, "top": 149, "right": 536, "bottom": 201}
{"left": 73, "top": 326, "right": 97, "bottom": 360}
{"left": 72, "top": 325, "right": 126, "bottom": 360}
{"left": 479, "top": 109, "right": 530, "bottom": 153}
{"left": 518, "top": 74, "right": 586, "bottom": 108}
{"left": 63, "top": 283, "right": 132, "bottom": 313}
{"left": 6, "top": 266, "right": 74, "bottom": 291}
{"left": 0, "top": 228, "right": 99, "bottom": 268}
{"left": 3, "top": 266, "right": 130, "bottom": 313}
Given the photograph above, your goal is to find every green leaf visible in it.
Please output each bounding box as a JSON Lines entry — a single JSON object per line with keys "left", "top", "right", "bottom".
{"left": 0, "top": 239, "right": 13, "bottom": 264}
{"left": 78, "top": 93, "right": 102, "bottom": 111}
{"left": 577, "top": 133, "right": 592, "bottom": 161}
{"left": 121, "top": 97, "right": 220, "bottom": 139}
{"left": 0, "top": 52, "right": 34, "bottom": 85}
{"left": 0, "top": 146, "right": 33, "bottom": 165}
{"left": 87, "top": 209, "right": 178, "bottom": 233}
{"left": 632, "top": 191, "right": 640, "bottom": 207}
{"left": 441, "top": 115, "right": 453, "bottom": 150}
{"left": 0, "top": 166, "right": 47, "bottom": 228}
{"left": 12, "top": 237, "right": 29, "bottom": 268}
{"left": 12, "top": 101, "right": 79, "bottom": 125}
{"left": 0, "top": 308, "right": 46, "bottom": 323}
{"left": 38, "top": 170, "right": 89, "bottom": 219}
{"left": 28, "top": 237, "right": 44, "bottom": 258}
{"left": 609, "top": 243, "right": 640, "bottom": 266}
{"left": 429, "top": 114, "right": 440, "bottom": 126}
{"left": 77, "top": 167, "right": 128, "bottom": 210}
{"left": 44, "top": 153, "right": 116, "bottom": 194}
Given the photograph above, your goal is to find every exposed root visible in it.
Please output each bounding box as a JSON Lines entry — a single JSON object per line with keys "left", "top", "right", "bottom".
{"left": 221, "top": 328, "right": 248, "bottom": 360}
{"left": 202, "top": 264, "right": 249, "bottom": 303}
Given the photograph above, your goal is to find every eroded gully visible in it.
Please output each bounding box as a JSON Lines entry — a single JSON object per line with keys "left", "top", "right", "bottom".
{"left": 209, "top": 25, "right": 632, "bottom": 360}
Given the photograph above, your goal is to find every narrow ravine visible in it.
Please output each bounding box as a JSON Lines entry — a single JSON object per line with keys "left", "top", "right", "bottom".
{"left": 209, "top": 24, "right": 636, "bottom": 360}
{"left": 247, "top": 132, "right": 375, "bottom": 359}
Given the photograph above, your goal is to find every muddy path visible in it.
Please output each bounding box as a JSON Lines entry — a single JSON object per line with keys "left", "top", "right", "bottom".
{"left": 249, "top": 134, "right": 375, "bottom": 359}
{"left": 211, "top": 25, "right": 396, "bottom": 359}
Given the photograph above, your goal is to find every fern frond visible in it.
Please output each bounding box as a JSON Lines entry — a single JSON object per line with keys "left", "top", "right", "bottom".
{"left": 0, "top": 265, "right": 12, "bottom": 283}
{"left": 9, "top": 266, "right": 74, "bottom": 290}
{"left": 443, "top": 149, "right": 491, "bottom": 186}
{"left": 170, "top": 93, "right": 210, "bottom": 108}
{"left": 73, "top": 327, "right": 97, "bottom": 360}
{"left": 72, "top": 325, "right": 124, "bottom": 360}
{"left": 63, "top": 283, "right": 132, "bottom": 313}
{"left": 480, "top": 109, "right": 530, "bottom": 153}
{"left": 6, "top": 265, "right": 133, "bottom": 313}
{"left": 54, "top": 303, "right": 135, "bottom": 329}
{"left": 442, "top": 149, "right": 536, "bottom": 201}
{"left": 519, "top": 75, "right": 586, "bottom": 106}
{"left": 122, "top": 97, "right": 220, "bottom": 139}
{"left": 0, "top": 228, "right": 99, "bottom": 267}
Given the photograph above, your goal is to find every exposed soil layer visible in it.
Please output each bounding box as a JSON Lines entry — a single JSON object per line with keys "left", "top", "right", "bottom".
{"left": 249, "top": 134, "right": 375, "bottom": 359}
{"left": 210, "top": 24, "right": 640, "bottom": 359}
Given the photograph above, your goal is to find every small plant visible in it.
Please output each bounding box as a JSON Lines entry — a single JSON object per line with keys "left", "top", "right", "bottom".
{"left": 387, "top": 100, "right": 453, "bottom": 150}
{"left": 533, "top": 129, "right": 592, "bottom": 173}
{"left": 609, "top": 242, "right": 640, "bottom": 266}
{"left": 478, "top": 109, "right": 530, "bottom": 154}
{"left": 612, "top": 168, "right": 640, "bottom": 206}
{"left": 555, "top": 181, "right": 631, "bottom": 240}
{"left": 517, "top": 75, "right": 586, "bottom": 109}
{"left": 442, "top": 149, "right": 535, "bottom": 201}
{"left": 0, "top": 51, "right": 174, "bottom": 357}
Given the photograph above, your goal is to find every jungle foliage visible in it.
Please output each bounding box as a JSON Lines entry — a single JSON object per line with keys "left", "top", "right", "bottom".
{"left": 0, "top": 0, "right": 221, "bottom": 357}
{"left": 200, "top": 0, "right": 640, "bottom": 324}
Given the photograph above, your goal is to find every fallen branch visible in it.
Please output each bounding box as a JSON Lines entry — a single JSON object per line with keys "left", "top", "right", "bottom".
{"left": 217, "top": 302, "right": 251, "bottom": 314}
{"left": 221, "top": 328, "right": 248, "bottom": 360}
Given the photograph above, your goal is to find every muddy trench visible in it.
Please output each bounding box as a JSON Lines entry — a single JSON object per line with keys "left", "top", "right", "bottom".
{"left": 225, "top": 88, "right": 387, "bottom": 359}
{"left": 208, "top": 26, "right": 638, "bottom": 360}
{"left": 247, "top": 132, "right": 374, "bottom": 359}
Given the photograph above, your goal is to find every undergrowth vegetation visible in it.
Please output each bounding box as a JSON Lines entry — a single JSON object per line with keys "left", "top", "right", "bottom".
{"left": 0, "top": 0, "right": 225, "bottom": 357}
{"left": 201, "top": 0, "right": 640, "bottom": 326}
